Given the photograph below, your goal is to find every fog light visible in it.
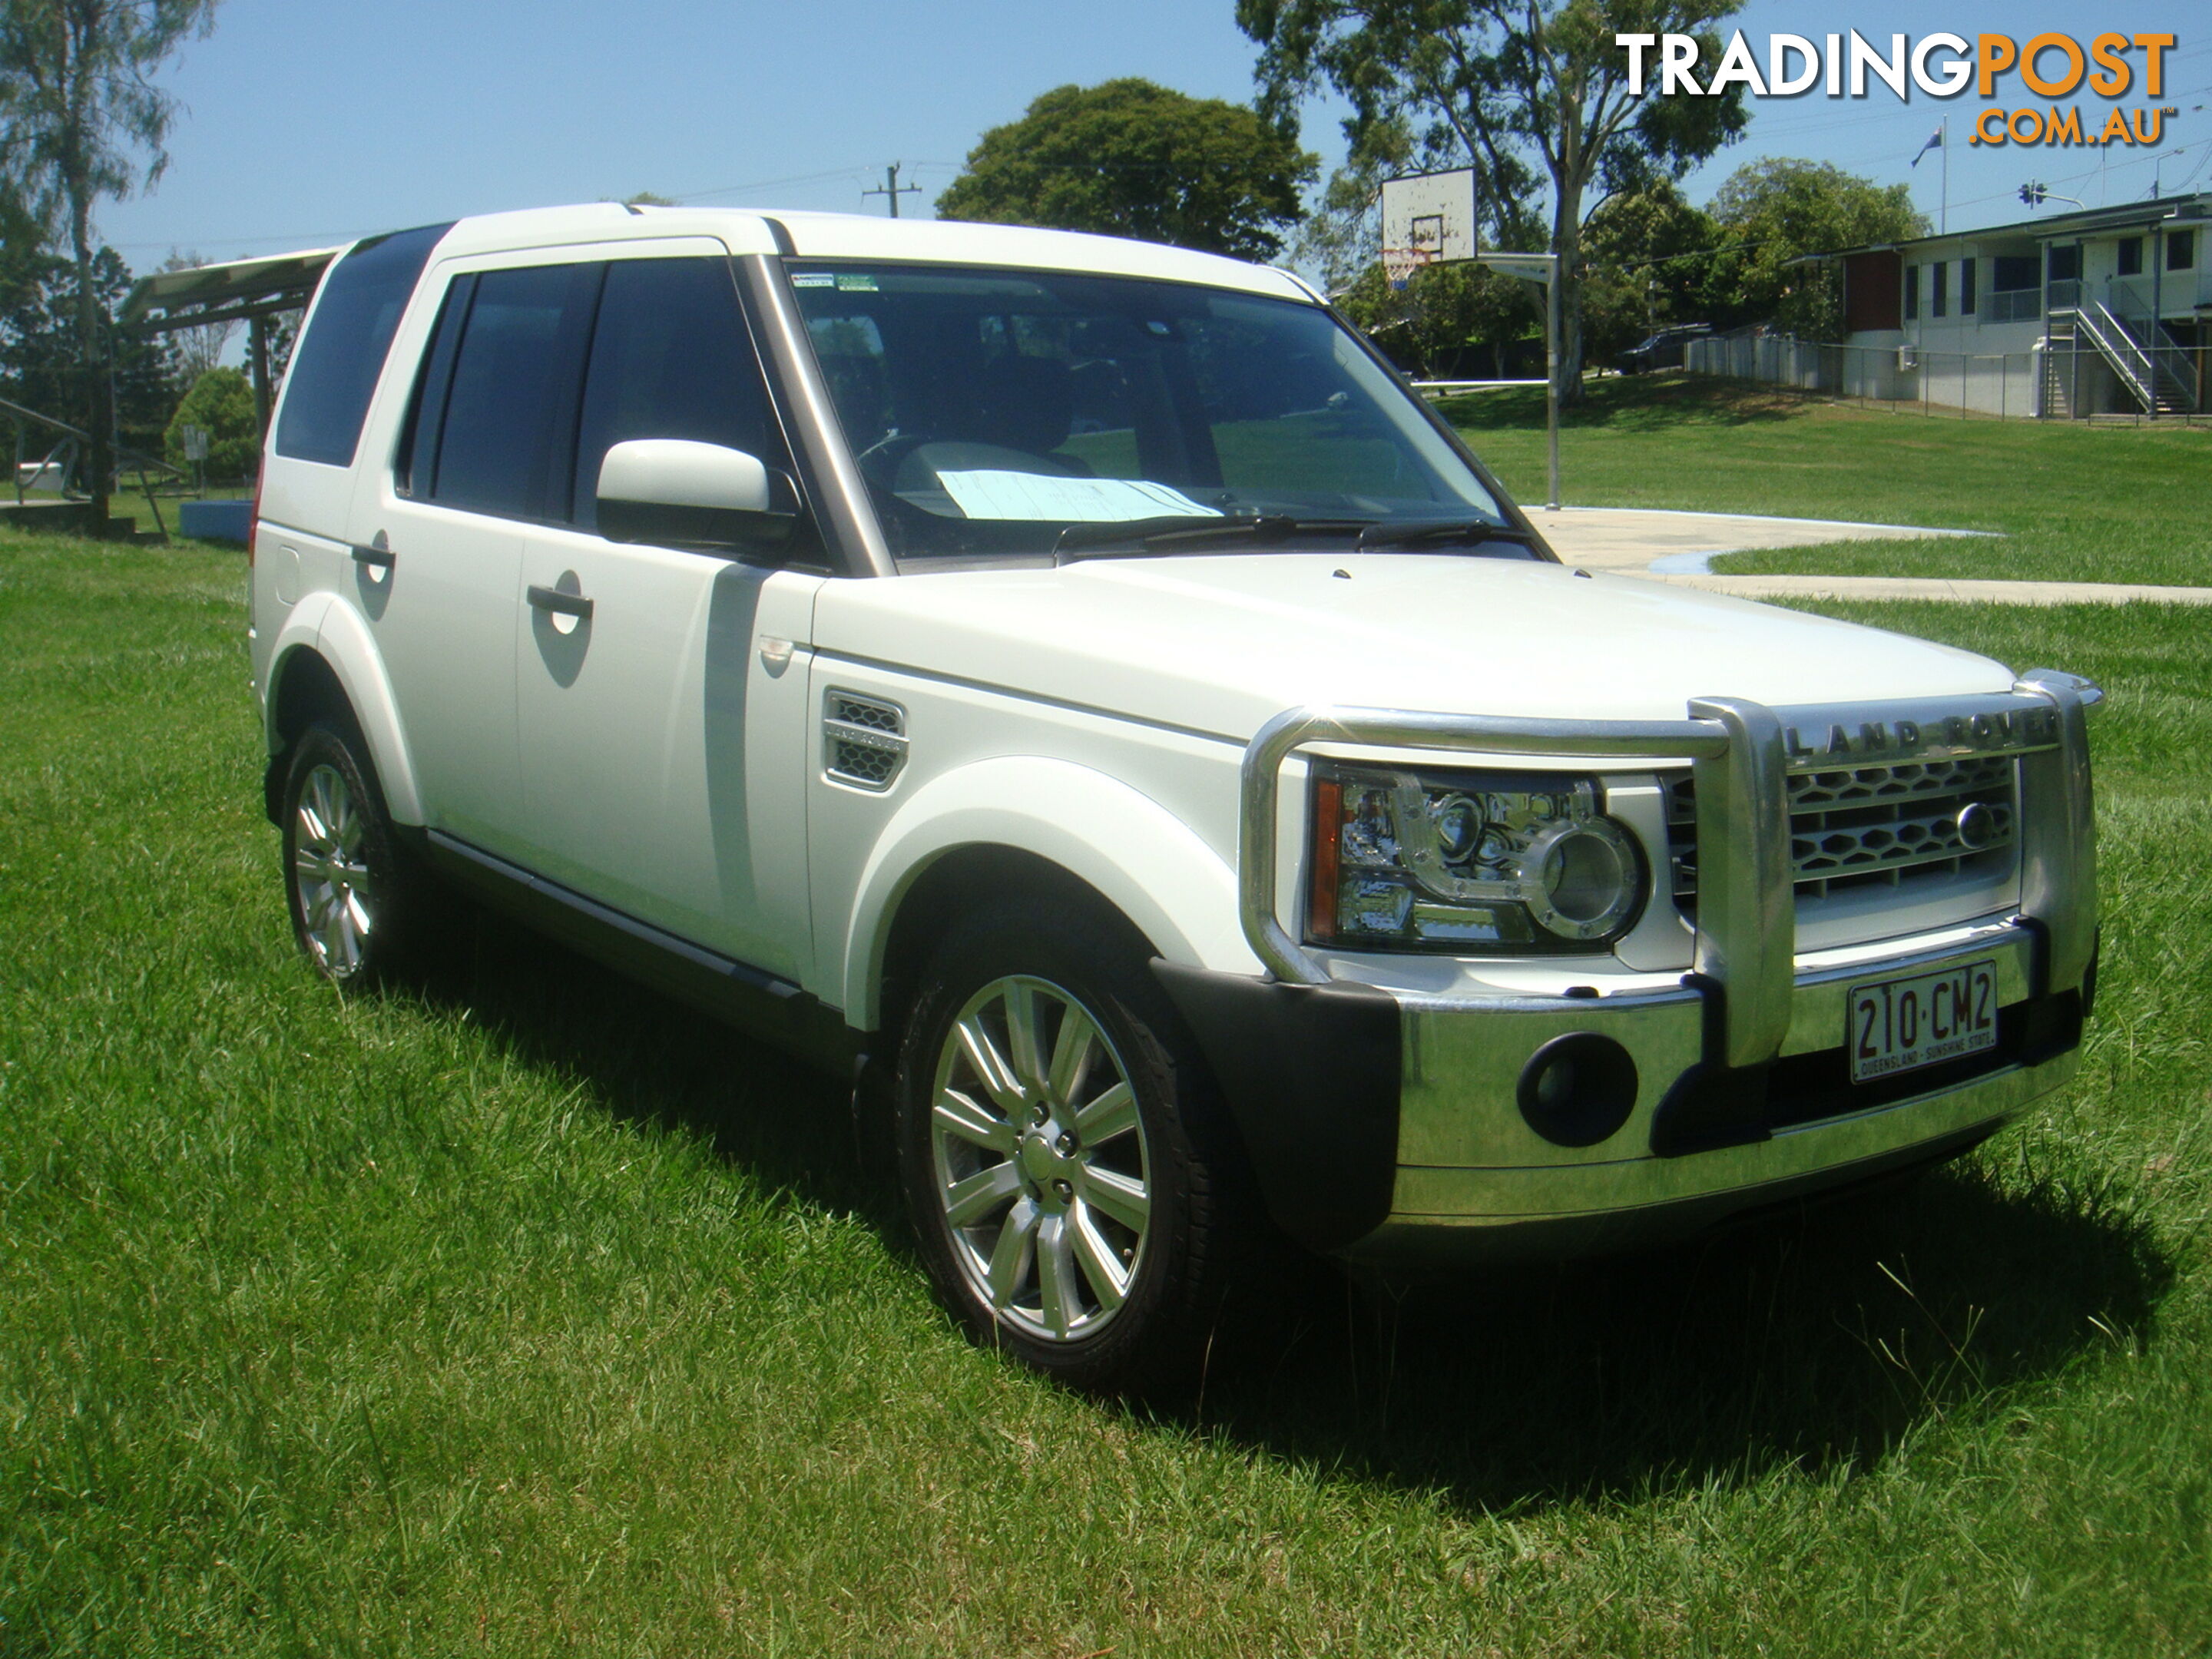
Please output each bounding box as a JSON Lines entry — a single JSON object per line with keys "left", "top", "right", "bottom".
{"left": 1517, "top": 1032, "right": 1638, "bottom": 1147}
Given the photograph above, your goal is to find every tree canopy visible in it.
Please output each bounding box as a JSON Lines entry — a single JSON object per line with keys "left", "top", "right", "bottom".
{"left": 0, "top": 0, "right": 219, "bottom": 504}
{"left": 1704, "top": 157, "right": 1926, "bottom": 336}
{"left": 1240, "top": 0, "right": 1747, "bottom": 399}
{"left": 164, "top": 365, "right": 255, "bottom": 480}
{"left": 936, "top": 78, "right": 1317, "bottom": 262}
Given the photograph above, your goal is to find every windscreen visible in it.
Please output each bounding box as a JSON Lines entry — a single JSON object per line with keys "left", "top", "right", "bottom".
{"left": 786, "top": 263, "right": 1510, "bottom": 560}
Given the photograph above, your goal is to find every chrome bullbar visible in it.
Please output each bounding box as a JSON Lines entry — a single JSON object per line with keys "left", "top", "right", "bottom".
{"left": 1238, "top": 671, "right": 2100, "bottom": 1073}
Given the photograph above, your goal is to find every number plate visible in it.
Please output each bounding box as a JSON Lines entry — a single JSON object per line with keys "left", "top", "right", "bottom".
{"left": 1847, "top": 960, "right": 1998, "bottom": 1083}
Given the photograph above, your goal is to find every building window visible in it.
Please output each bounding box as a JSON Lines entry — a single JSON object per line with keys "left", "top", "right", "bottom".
{"left": 1960, "top": 257, "right": 1978, "bottom": 315}
{"left": 2171, "top": 228, "right": 2197, "bottom": 271}
{"left": 1903, "top": 264, "right": 1919, "bottom": 320}
{"left": 2048, "top": 244, "right": 2081, "bottom": 283}
{"left": 2118, "top": 237, "right": 2144, "bottom": 276}
{"left": 1932, "top": 261, "right": 1949, "bottom": 317}
{"left": 1992, "top": 255, "right": 2038, "bottom": 293}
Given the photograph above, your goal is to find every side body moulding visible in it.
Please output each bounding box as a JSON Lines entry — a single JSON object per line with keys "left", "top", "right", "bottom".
{"left": 264, "top": 593, "right": 425, "bottom": 827}
{"left": 837, "top": 754, "right": 1253, "bottom": 1031}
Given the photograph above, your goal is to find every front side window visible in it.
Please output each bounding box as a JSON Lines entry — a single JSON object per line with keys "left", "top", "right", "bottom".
{"left": 787, "top": 263, "right": 1510, "bottom": 561}
{"left": 571, "top": 257, "right": 789, "bottom": 528}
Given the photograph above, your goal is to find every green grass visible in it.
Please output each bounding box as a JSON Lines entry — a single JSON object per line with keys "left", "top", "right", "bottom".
{"left": 5, "top": 533, "right": 2212, "bottom": 1654}
{"left": 1442, "top": 375, "right": 2212, "bottom": 588}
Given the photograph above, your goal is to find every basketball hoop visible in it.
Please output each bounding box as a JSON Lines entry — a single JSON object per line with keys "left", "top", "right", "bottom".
{"left": 1381, "top": 245, "right": 1436, "bottom": 290}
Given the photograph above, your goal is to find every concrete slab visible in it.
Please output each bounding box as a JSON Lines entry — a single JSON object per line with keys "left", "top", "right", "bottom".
{"left": 1636, "top": 572, "right": 2212, "bottom": 607}
{"left": 1527, "top": 505, "right": 1994, "bottom": 575}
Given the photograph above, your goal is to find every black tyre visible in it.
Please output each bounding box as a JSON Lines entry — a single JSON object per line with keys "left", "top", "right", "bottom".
{"left": 279, "top": 719, "right": 435, "bottom": 986}
{"left": 895, "top": 895, "right": 1250, "bottom": 1392}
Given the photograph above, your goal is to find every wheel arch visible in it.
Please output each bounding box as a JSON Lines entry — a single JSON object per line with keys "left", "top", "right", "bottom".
{"left": 262, "top": 596, "right": 423, "bottom": 827}
{"left": 839, "top": 756, "right": 1258, "bottom": 1035}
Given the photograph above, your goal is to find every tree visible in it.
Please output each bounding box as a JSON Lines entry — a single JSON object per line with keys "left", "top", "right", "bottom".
{"left": 163, "top": 363, "right": 253, "bottom": 480}
{"left": 1704, "top": 158, "right": 1926, "bottom": 337}
{"left": 1338, "top": 257, "right": 1537, "bottom": 378}
{"left": 1577, "top": 178, "right": 1721, "bottom": 362}
{"left": 0, "top": 0, "right": 220, "bottom": 513}
{"left": 1240, "top": 0, "right": 1748, "bottom": 402}
{"left": 0, "top": 241, "right": 175, "bottom": 472}
{"left": 937, "top": 78, "right": 1316, "bottom": 262}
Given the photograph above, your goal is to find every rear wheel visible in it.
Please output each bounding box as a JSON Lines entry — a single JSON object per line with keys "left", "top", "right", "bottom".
{"left": 896, "top": 896, "right": 1248, "bottom": 1392}
{"left": 280, "top": 720, "right": 432, "bottom": 985}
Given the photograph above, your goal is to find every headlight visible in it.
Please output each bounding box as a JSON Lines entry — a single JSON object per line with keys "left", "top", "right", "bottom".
{"left": 1307, "top": 763, "right": 1647, "bottom": 954}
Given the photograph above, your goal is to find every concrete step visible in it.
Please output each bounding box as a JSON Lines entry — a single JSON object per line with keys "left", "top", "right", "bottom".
{"left": 0, "top": 498, "right": 167, "bottom": 545}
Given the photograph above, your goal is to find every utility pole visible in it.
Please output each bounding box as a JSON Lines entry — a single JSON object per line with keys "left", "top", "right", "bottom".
{"left": 863, "top": 163, "right": 921, "bottom": 218}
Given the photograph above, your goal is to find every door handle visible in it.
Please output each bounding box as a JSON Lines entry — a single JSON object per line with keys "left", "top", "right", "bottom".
{"left": 350, "top": 544, "right": 396, "bottom": 571}
{"left": 527, "top": 583, "right": 594, "bottom": 621}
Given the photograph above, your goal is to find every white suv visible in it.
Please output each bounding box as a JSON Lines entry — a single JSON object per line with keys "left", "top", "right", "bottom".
{"left": 250, "top": 204, "right": 2099, "bottom": 1389}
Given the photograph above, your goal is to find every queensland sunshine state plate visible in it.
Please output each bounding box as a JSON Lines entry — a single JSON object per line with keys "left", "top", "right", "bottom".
{"left": 1846, "top": 959, "right": 1998, "bottom": 1084}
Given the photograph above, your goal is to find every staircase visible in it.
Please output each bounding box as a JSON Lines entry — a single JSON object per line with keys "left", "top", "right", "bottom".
{"left": 2047, "top": 303, "right": 2199, "bottom": 416}
{"left": 0, "top": 498, "right": 169, "bottom": 546}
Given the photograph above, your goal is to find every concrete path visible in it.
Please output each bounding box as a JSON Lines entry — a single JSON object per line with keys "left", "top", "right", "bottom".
{"left": 1526, "top": 504, "right": 2211, "bottom": 606}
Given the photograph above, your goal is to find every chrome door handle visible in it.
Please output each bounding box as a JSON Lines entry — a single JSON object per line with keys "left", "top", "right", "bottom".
{"left": 527, "top": 584, "right": 594, "bottom": 621}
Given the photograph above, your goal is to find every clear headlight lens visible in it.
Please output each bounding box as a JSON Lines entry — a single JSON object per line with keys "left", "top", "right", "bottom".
{"left": 1307, "top": 763, "right": 1647, "bottom": 954}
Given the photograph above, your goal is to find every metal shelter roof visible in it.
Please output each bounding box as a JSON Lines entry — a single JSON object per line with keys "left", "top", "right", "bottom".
{"left": 120, "top": 245, "right": 344, "bottom": 334}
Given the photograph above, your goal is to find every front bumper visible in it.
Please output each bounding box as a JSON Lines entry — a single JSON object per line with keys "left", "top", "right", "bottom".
{"left": 1157, "top": 676, "right": 2098, "bottom": 1263}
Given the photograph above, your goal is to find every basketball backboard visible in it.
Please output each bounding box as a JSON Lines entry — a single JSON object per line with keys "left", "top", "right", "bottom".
{"left": 1379, "top": 167, "right": 1479, "bottom": 288}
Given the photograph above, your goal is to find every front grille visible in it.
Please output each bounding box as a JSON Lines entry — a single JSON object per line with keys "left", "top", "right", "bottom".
{"left": 1667, "top": 753, "right": 2018, "bottom": 914}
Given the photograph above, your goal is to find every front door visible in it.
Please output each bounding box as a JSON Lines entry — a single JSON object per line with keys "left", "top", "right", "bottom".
{"left": 512, "top": 254, "right": 820, "bottom": 980}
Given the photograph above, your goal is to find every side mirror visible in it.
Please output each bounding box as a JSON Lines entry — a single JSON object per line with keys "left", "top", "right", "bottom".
{"left": 596, "top": 439, "right": 799, "bottom": 551}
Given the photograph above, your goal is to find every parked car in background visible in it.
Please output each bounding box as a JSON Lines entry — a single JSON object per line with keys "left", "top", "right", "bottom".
{"left": 243, "top": 207, "right": 2098, "bottom": 1391}
{"left": 1617, "top": 323, "right": 1712, "bottom": 374}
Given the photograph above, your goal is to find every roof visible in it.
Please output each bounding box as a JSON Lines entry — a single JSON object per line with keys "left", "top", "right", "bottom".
{"left": 121, "top": 245, "right": 344, "bottom": 333}
{"left": 1811, "top": 190, "right": 2212, "bottom": 262}
{"left": 121, "top": 204, "right": 1320, "bottom": 335}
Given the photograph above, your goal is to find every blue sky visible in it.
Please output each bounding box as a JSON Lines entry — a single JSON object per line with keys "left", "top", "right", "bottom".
{"left": 93, "top": 0, "right": 2211, "bottom": 271}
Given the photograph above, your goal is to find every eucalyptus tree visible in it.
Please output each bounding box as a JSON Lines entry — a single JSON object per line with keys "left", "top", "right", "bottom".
{"left": 1240, "top": 0, "right": 1747, "bottom": 400}
{"left": 0, "top": 0, "right": 219, "bottom": 508}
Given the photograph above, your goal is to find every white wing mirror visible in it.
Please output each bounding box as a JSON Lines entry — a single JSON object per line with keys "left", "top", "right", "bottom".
{"left": 596, "top": 439, "right": 798, "bottom": 551}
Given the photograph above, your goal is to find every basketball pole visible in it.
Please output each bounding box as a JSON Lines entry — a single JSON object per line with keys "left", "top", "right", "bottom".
{"left": 1544, "top": 265, "right": 1560, "bottom": 512}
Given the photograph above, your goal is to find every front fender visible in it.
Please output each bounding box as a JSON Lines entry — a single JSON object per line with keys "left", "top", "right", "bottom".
{"left": 839, "top": 754, "right": 1260, "bottom": 1030}
{"left": 265, "top": 593, "right": 425, "bottom": 827}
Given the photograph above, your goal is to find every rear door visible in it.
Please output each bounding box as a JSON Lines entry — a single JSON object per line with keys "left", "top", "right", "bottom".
{"left": 348, "top": 255, "right": 601, "bottom": 859}
{"left": 512, "top": 253, "right": 820, "bottom": 979}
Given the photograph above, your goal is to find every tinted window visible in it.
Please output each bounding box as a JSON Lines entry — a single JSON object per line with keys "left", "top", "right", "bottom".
{"left": 273, "top": 222, "right": 451, "bottom": 467}
{"left": 2118, "top": 237, "right": 2144, "bottom": 276}
{"left": 2048, "top": 244, "right": 2081, "bottom": 283}
{"left": 571, "top": 257, "right": 786, "bottom": 528}
{"left": 432, "top": 263, "right": 600, "bottom": 519}
{"left": 2169, "top": 229, "right": 2195, "bottom": 270}
{"left": 1992, "top": 255, "right": 2038, "bottom": 292}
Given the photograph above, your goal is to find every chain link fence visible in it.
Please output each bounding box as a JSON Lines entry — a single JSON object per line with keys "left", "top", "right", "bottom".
{"left": 1682, "top": 330, "right": 2212, "bottom": 426}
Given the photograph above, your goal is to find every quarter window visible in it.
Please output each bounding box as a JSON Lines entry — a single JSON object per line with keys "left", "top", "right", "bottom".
{"left": 273, "top": 222, "right": 451, "bottom": 467}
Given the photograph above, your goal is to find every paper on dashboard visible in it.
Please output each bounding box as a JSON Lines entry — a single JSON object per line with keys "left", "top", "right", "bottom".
{"left": 935, "top": 471, "right": 1224, "bottom": 523}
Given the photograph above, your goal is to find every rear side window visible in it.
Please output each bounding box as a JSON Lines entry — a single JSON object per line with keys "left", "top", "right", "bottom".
{"left": 429, "top": 263, "right": 601, "bottom": 519}
{"left": 273, "top": 222, "right": 451, "bottom": 467}
{"left": 570, "top": 257, "right": 787, "bottom": 528}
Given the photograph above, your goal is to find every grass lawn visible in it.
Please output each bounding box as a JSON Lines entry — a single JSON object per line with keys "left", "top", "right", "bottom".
{"left": 5, "top": 534, "right": 2210, "bottom": 1655}
{"left": 1441, "top": 375, "right": 2212, "bottom": 588}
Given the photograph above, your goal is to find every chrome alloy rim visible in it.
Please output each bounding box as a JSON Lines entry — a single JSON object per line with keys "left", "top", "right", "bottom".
{"left": 291, "top": 763, "right": 375, "bottom": 978}
{"left": 929, "top": 975, "right": 1152, "bottom": 1343}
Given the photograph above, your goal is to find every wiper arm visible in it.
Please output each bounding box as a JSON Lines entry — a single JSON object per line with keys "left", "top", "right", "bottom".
{"left": 1053, "top": 515, "right": 1369, "bottom": 563}
{"left": 1354, "top": 518, "right": 1531, "bottom": 551}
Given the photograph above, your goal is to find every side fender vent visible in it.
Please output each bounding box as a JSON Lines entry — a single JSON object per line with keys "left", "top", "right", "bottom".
{"left": 824, "top": 690, "right": 908, "bottom": 791}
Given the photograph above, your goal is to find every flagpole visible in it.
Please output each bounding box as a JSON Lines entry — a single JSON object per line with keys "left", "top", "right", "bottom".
{"left": 1941, "top": 118, "right": 1949, "bottom": 233}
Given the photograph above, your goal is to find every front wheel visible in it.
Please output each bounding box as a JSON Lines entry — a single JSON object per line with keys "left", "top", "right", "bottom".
{"left": 895, "top": 898, "right": 1250, "bottom": 1392}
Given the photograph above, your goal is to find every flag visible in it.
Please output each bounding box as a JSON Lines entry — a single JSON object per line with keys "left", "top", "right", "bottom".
{"left": 1910, "top": 125, "right": 1944, "bottom": 167}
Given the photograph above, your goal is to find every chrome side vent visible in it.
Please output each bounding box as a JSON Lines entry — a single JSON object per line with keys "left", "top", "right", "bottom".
{"left": 824, "top": 690, "right": 907, "bottom": 791}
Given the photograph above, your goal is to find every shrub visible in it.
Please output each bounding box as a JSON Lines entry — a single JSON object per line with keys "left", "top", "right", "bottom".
{"left": 164, "top": 368, "right": 260, "bottom": 482}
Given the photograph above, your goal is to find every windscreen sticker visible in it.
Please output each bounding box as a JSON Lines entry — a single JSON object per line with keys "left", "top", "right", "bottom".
{"left": 835, "top": 273, "right": 880, "bottom": 292}
{"left": 790, "top": 273, "right": 836, "bottom": 288}
{"left": 935, "top": 470, "right": 1223, "bottom": 523}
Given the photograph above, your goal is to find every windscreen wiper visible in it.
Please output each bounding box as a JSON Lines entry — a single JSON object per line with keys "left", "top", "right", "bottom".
{"left": 1053, "top": 515, "right": 1370, "bottom": 563}
{"left": 1354, "top": 518, "right": 1533, "bottom": 552}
